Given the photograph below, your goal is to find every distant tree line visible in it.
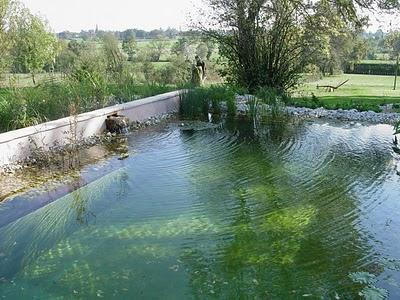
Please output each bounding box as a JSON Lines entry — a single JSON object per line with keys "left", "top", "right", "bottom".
{"left": 57, "top": 28, "right": 186, "bottom": 41}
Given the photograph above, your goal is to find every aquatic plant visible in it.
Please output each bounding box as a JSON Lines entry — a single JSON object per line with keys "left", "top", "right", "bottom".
{"left": 179, "top": 85, "right": 238, "bottom": 119}
{"left": 246, "top": 95, "right": 262, "bottom": 132}
{"left": 255, "top": 87, "right": 289, "bottom": 119}
{"left": 206, "top": 85, "right": 236, "bottom": 114}
{"left": 179, "top": 89, "right": 209, "bottom": 119}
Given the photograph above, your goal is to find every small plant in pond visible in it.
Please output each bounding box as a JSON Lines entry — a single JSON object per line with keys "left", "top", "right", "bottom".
{"left": 248, "top": 95, "right": 259, "bottom": 120}
{"left": 206, "top": 85, "right": 237, "bottom": 116}
{"left": 65, "top": 102, "right": 81, "bottom": 169}
{"left": 226, "top": 97, "right": 236, "bottom": 116}
{"left": 211, "top": 98, "right": 221, "bottom": 115}
{"left": 394, "top": 121, "right": 400, "bottom": 135}
{"left": 394, "top": 120, "right": 400, "bottom": 151}
{"left": 179, "top": 89, "right": 209, "bottom": 120}
{"left": 254, "top": 87, "right": 289, "bottom": 121}
{"left": 179, "top": 85, "right": 239, "bottom": 119}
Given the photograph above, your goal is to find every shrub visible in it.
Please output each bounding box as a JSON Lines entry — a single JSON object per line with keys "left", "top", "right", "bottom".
{"left": 159, "top": 56, "right": 192, "bottom": 85}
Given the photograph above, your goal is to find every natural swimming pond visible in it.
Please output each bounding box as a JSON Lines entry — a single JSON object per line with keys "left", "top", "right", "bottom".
{"left": 0, "top": 119, "right": 400, "bottom": 299}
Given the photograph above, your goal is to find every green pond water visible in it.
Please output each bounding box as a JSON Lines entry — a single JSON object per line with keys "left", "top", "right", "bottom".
{"left": 1, "top": 119, "right": 400, "bottom": 299}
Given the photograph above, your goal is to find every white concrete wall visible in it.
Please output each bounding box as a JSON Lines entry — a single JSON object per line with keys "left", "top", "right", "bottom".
{"left": 0, "top": 90, "right": 181, "bottom": 167}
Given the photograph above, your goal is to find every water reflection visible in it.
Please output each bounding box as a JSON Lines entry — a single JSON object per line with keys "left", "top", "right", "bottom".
{"left": 70, "top": 178, "right": 97, "bottom": 226}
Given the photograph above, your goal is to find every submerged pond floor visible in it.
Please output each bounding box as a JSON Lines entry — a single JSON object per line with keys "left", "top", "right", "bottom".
{"left": 0, "top": 119, "right": 400, "bottom": 299}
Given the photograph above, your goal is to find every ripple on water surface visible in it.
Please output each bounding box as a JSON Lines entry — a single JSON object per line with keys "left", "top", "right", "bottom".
{"left": 0, "top": 119, "right": 400, "bottom": 299}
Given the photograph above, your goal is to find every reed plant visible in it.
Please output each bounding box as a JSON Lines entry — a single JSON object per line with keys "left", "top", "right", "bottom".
{"left": 179, "top": 84, "right": 238, "bottom": 119}
{"left": 254, "top": 87, "right": 290, "bottom": 120}
{"left": 179, "top": 88, "right": 210, "bottom": 119}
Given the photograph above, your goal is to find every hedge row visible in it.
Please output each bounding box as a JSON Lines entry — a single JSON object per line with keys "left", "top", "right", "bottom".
{"left": 345, "top": 63, "right": 398, "bottom": 76}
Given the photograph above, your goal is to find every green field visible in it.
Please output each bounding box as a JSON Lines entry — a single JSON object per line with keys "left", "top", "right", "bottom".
{"left": 293, "top": 74, "right": 400, "bottom": 111}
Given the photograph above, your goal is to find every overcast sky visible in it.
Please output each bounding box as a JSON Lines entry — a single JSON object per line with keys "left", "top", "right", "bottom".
{"left": 20, "top": 0, "right": 399, "bottom": 33}
{"left": 20, "top": 0, "right": 201, "bottom": 32}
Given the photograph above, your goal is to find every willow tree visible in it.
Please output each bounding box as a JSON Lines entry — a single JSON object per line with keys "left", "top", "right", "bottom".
{"left": 200, "top": 0, "right": 399, "bottom": 92}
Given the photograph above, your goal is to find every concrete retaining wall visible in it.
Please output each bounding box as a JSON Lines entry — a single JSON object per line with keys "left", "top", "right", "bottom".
{"left": 0, "top": 90, "right": 181, "bottom": 167}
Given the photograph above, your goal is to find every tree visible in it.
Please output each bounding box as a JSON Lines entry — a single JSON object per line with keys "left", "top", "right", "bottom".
{"left": 159, "top": 55, "right": 192, "bottom": 85}
{"left": 122, "top": 37, "right": 138, "bottom": 61}
{"left": 0, "top": 0, "right": 18, "bottom": 75}
{"left": 348, "top": 37, "right": 368, "bottom": 64}
{"left": 0, "top": 0, "right": 10, "bottom": 74}
{"left": 205, "top": 40, "right": 216, "bottom": 60}
{"left": 199, "top": 0, "right": 399, "bottom": 92}
{"left": 9, "top": 6, "right": 58, "bottom": 84}
{"left": 54, "top": 39, "right": 77, "bottom": 74}
{"left": 148, "top": 37, "right": 168, "bottom": 62}
{"left": 68, "top": 40, "right": 87, "bottom": 56}
{"left": 121, "top": 29, "right": 136, "bottom": 41}
{"left": 297, "top": 2, "right": 342, "bottom": 76}
{"left": 385, "top": 31, "right": 400, "bottom": 90}
{"left": 201, "top": 0, "right": 308, "bottom": 91}
{"left": 196, "top": 42, "right": 209, "bottom": 61}
{"left": 171, "top": 37, "right": 191, "bottom": 59}
{"left": 149, "top": 29, "right": 164, "bottom": 39}
{"left": 102, "top": 33, "right": 125, "bottom": 75}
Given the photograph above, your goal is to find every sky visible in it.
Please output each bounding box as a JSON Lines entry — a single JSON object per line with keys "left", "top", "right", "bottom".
{"left": 20, "top": 0, "right": 201, "bottom": 32}
{"left": 20, "top": 0, "right": 399, "bottom": 33}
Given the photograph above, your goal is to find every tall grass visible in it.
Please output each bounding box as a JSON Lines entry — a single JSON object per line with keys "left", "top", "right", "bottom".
{"left": 179, "top": 88, "right": 210, "bottom": 119}
{"left": 253, "top": 87, "right": 289, "bottom": 120}
{"left": 179, "top": 85, "right": 293, "bottom": 123}
{"left": 179, "top": 85, "right": 238, "bottom": 119}
{"left": 0, "top": 78, "right": 175, "bottom": 133}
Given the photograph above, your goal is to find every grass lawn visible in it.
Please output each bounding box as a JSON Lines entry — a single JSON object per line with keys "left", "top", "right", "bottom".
{"left": 292, "top": 74, "right": 400, "bottom": 111}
